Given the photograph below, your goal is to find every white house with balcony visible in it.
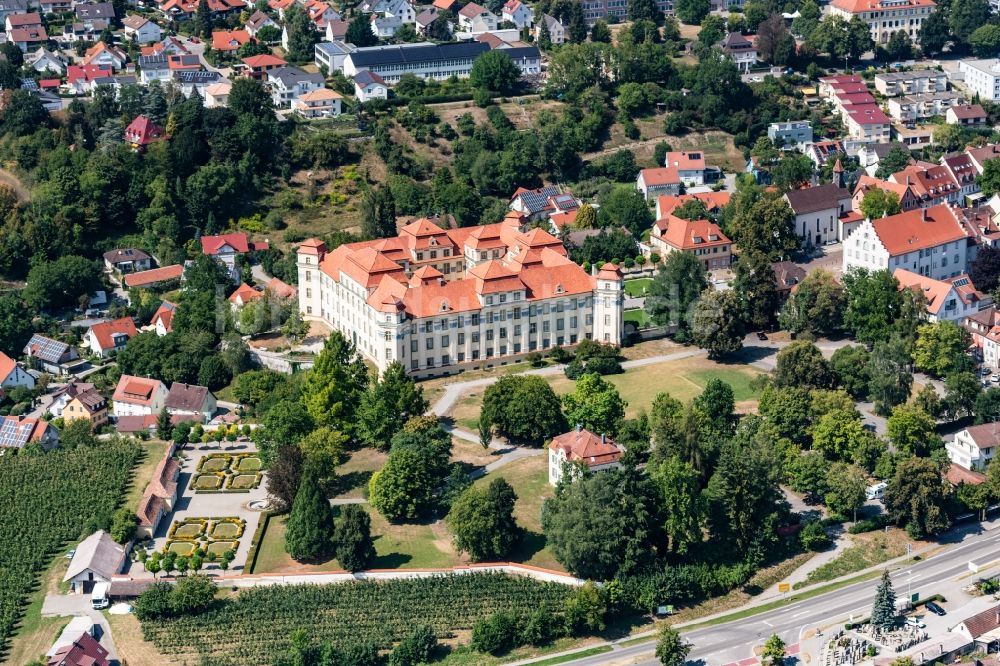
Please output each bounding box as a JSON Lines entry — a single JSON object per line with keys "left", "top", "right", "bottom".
{"left": 948, "top": 423, "right": 1000, "bottom": 471}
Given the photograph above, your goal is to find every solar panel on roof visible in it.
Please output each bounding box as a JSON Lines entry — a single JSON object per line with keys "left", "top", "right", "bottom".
{"left": 26, "top": 334, "right": 69, "bottom": 364}
{"left": 953, "top": 278, "right": 970, "bottom": 287}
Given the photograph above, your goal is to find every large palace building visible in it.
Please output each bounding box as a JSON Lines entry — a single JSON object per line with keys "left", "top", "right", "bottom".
{"left": 296, "top": 216, "right": 624, "bottom": 377}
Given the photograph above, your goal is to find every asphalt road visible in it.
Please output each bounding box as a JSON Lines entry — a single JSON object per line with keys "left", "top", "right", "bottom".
{"left": 555, "top": 524, "right": 1000, "bottom": 666}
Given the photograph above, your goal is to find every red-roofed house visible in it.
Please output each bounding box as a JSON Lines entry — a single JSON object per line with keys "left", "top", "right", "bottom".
{"left": 83, "top": 41, "right": 127, "bottom": 69}
{"left": 947, "top": 104, "right": 987, "bottom": 127}
{"left": 135, "top": 447, "right": 179, "bottom": 539}
{"left": 85, "top": 318, "right": 137, "bottom": 357}
{"left": 67, "top": 64, "right": 112, "bottom": 93}
{"left": 843, "top": 204, "right": 971, "bottom": 280}
{"left": 844, "top": 104, "right": 891, "bottom": 142}
{"left": 501, "top": 0, "right": 533, "bottom": 27}
{"left": 46, "top": 631, "right": 110, "bottom": 666}
{"left": 211, "top": 28, "right": 250, "bottom": 51}
{"left": 664, "top": 151, "right": 708, "bottom": 186}
{"left": 636, "top": 167, "right": 680, "bottom": 199}
{"left": 150, "top": 300, "right": 176, "bottom": 336}
{"left": 242, "top": 53, "right": 286, "bottom": 77}
{"left": 548, "top": 426, "right": 624, "bottom": 484}
{"left": 8, "top": 24, "right": 47, "bottom": 51}
{"left": 0, "top": 351, "right": 34, "bottom": 389}
{"left": 124, "top": 114, "right": 165, "bottom": 150}
{"left": 159, "top": 0, "right": 245, "bottom": 18}
{"left": 229, "top": 283, "right": 263, "bottom": 307}
{"left": 112, "top": 375, "right": 168, "bottom": 417}
{"left": 890, "top": 164, "right": 961, "bottom": 207}
{"left": 266, "top": 277, "right": 297, "bottom": 299}
{"left": 893, "top": 269, "right": 990, "bottom": 322}
{"left": 650, "top": 214, "right": 732, "bottom": 270}
{"left": 123, "top": 264, "right": 184, "bottom": 289}
{"left": 853, "top": 175, "right": 920, "bottom": 212}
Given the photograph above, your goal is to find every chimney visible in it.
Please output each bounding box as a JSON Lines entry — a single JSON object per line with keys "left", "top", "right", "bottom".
{"left": 576, "top": 423, "right": 582, "bottom": 432}
{"left": 922, "top": 208, "right": 927, "bottom": 222}
{"left": 601, "top": 433, "right": 606, "bottom": 444}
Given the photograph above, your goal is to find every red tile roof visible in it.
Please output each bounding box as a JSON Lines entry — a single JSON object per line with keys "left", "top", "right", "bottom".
{"left": 549, "top": 428, "right": 623, "bottom": 468}
{"left": 150, "top": 300, "right": 176, "bottom": 332}
{"left": 88, "top": 317, "right": 137, "bottom": 351}
{"left": 123, "top": 264, "right": 183, "bottom": 287}
{"left": 639, "top": 167, "right": 680, "bottom": 187}
{"left": 124, "top": 114, "right": 165, "bottom": 146}
{"left": 831, "top": 0, "right": 934, "bottom": 12}
{"left": 228, "top": 283, "right": 262, "bottom": 304}
{"left": 211, "top": 29, "right": 250, "bottom": 51}
{"left": 870, "top": 204, "right": 969, "bottom": 257}
{"left": 242, "top": 53, "right": 286, "bottom": 68}
{"left": 47, "top": 631, "right": 110, "bottom": 666}
{"left": 113, "top": 375, "right": 163, "bottom": 406}
{"left": 654, "top": 214, "right": 731, "bottom": 251}
{"left": 201, "top": 232, "right": 250, "bottom": 255}
{"left": 664, "top": 151, "right": 706, "bottom": 171}
{"left": 951, "top": 104, "right": 986, "bottom": 120}
{"left": 0, "top": 351, "right": 17, "bottom": 384}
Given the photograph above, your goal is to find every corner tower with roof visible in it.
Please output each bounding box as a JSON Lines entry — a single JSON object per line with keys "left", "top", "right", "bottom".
{"left": 593, "top": 262, "right": 623, "bottom": 345}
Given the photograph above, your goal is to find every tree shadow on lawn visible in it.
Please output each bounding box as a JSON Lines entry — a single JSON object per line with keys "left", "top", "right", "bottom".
{"left": 370, "top": 546, "right": 413, "bottom": 569}
{"left": 507, "top": 529, "right": 547, "bottom": 564}
{"left": 336, "top": 470, "right": 373, "bottom": 497}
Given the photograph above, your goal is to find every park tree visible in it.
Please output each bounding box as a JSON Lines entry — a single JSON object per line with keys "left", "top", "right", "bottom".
{"left": 285, "top": 468, "right": 334, "bottom": 562}
{"left": 591, "top": 20, "right": 612, "bottom": 42}
{"left": 792, "top": 0, "right": 820, "bottom": 37}
{"left": 774, "top": 341, "right": 835, "bottom": 390}
{"left": 779, "top": 269, "right": 844, "bottom": 337}
{"left": 843, "top": 269, "right": 902, "bottom": 345}
{"left": 334, "top": 504, "right": 375, "bottom": 571}
{"left": 867, "top": 338, "right": 914, "bottom": 416}
{"left": 542, "top": 471, "right": 656, "bottom": 579}
{"left": 369, "top": 425, "right": 451, "bottom": 521}
{"left": 949, "top": 0, "right": 991, "bottom": 45}
{"left": 733, "top": 251, "right": 779, "bottom": 331}
{"left": 446, "top": 477, "right": 521, "bottom": 561}
{"left": 707, "top": 436, "right": 784, "bottom": 551}
{"left": 825, "top": 463, "right": 867, "bottom": 520}
{"left": 649, "top": 455, "right": 703, "bottom": 554}
{"left": 859, "top": 188, "right": 902, "bottom": 218}
{"left": 360, "top": 187, "right": 397, "bottom": 239}
{"left": 691, "top": 289, "right": 745, "bottom": 358}
{"left": 975, "top": 388, "right": 1000, "bottom": 424}
{"left": 110, "top": 507, "right": 139, "bottom": 544}
{"left": 886, "top": 404, "right": 938, "bottom": 457}
{"left": 812, "top": 408, "right": 868, "bottom": 461}
{"left": 970, "top": 247, "right": 1000, "bottom": 294}
{"left": 646, "top": 251, "right": 707, "bottom": 336}
{"left": 979, "top": 158, "right": 1000, "bottom": 198}
{"left": 944, "top": 371, "right": 982, "bottom": 420}
{"left": 913, "top": 321, "right": 972, "bottom": 378}
{"left": 871, "top": 570, "right": 897, "bottom": 629}
{"left": 883, "top": 29, "right": 913, "bottom": 59}
{"left": 480, "top": 375, "right": 567, "bottom": 445}
{"left": 256, "top": 399, "right": 315, "bottom": 464}
{"left": 302, "top": 331, "right": 369, "bottom": 431}
{"left": 356, "top": 361, "right": 429, "bottom": 450}
{"left": 24, "top": 255, "right": 103, "bottom": 311}
{"left": 884, "top": 457, "right": 950, "bottom": 537}
{"left": 830, "top": 345, "right": 872, "bottom": 400}
{"left": 562, "top": 373, "right": 626, "bottom": 436}
{"left": 729, "top": 196, "right": 798, "bottom": 261}
{"left": 628, "top": 0, "right": 663, "bottom": 23}
{"left": 170, "top": 574, "right": 216, "bottom": 615}
{"left": 597, "top": 186, "right": 653, "bottom": 237}
{"left": 970, "top": 24, "right": 1000, "bottom": 56}
{"left": 758, "top": 386, "right": 813, "bottom": 446}
{"left": 698, "top": 15, "right": 727, "bottom": 45}
{"left": 470, "top": 51, "right": 521, "bottom": 93}
{"left": 674, "top": 0, "right": 710, "bottom": 23}
{"left": 298, "top": 426, "right": 348, "bottom": 489}
{"left": 655, "top": 624, "right": 692, "bottom": 666}
{"left": 788, "top": 452, "right": 831, "bottom": 503}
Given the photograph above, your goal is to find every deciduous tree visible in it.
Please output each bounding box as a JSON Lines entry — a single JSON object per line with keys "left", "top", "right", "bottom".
{"left": 884, "top": 457, "right": 950, "bottom": 537}
{"left": 561, "top": 373, "right": 626, "bottom": 436}
{"left": 446, "top": 477, "right": 521, "bottom": 561}
{"left": 356, "top": 361, "right": 429, "bottom": 449}
{"left": 480, "top": 375, "right": 567, "bottom": 445}
{"left": 691, "top": 289, "right": 745, "bottom": 358}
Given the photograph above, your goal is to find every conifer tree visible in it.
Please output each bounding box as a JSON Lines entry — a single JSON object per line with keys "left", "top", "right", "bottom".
{"left": 285, "top": 468, "right": 334, "bottom": 561}
{"left": 334, "top": 504, "right": 375, "bottom": 571}
{"left": 871, "top": 570, "right": 897, "bottom": 629}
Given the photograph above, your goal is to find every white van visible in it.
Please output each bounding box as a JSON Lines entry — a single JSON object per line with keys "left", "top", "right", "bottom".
{"left": 866, "top": 482, "right": 887, "bottom": 500}
{"left": 91, "top": 582, "right": 109, "bottom": 610}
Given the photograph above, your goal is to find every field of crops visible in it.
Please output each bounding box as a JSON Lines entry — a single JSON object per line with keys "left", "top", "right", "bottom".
{"left": 0, "top": 440, "right": 142, "bottom": 656}
{"left": 141, "top": 573, "right": 575, "bottom": 663}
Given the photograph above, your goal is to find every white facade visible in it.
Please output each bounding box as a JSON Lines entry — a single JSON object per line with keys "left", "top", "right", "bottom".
{"left": 958, "top": 59, "right": 1000, "bottom": 102}
{"left": 886, "top": 92, "right": 962, "bottom": 122}
{"left": 873, "top": 70, "right": 948, "bottom": 96}
{"left": 0, "top": 360, "right": 34, "bottom": 390}
{"left": 947, "top": 425, "right": 999, "bottom": 471}
{"left": 843, "top": 210, "right": 970, "bottom": 280}
{"left": 342, "top": 42, "right": 490, "bottom": 82}
{"left": 123, "top": 17, "right": 161, "bottom": 42}
{"left": 827, "top": 0, "right": 936, "bottom": 45}
{"left": 112, "top": 383, "right": 167, "bottom": 418}
{"left": 501, "top": 0, "right": 533, "bottom": 27}
{"left": 768, "top": 121, "right": 813, "bottom": 147}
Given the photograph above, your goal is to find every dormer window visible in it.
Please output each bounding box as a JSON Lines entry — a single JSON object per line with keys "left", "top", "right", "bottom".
{"left": 555, "top": 284, "right": 564, "bottom": 294}
{"left": 430, "top": 237, "right": 438, "bottom": 246}
{"left": 440, "top": 301, "right": 449, "bottom": 312}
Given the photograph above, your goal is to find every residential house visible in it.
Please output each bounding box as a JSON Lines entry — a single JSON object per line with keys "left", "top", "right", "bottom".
{"left": 940, "top": 152, "right": 981, "bottom": 200}
{"left": 50, "top": 382, "right": 97, "bottom": 417}
{"left": 498, "top": 45, "right": 540, "bottom": 75}
{"left": 353, "top": 69, "right": 388, "bottom": 101}
{"left": 103, "top": 248, "right": 151, "bottom": 273}
{"left": 889, "top": 164, "right": 962, "bottom": 207}
{"left": 63, "top": 531, "right": 125, "bottom": 592}
{"left": 267, "top": 276, "right": 297, "bottom": 299}
{"left": 772, "top": 260, "right": 807, "bottom": 301}
{"left": 4, "top": 9, "right": 37, "bottom": 32}
{"left": 242, "top": 53, "right": 286, "bottom": 78}
{"left": 62, "top": 384, "right": 109, "bottom": 429}
{"left": 122, "top": 14, "right": 161, "bottom": 42}
{"left": 0, "top": 0, "right": 27, "bottom": 23}
{"left": 718, "top": 32, "right": 757, "bottom": 73}
{"left": 548, "top": 427, "right": 624, "bottom": 485}
{"left": 371, "top": 13, "right": 403, "bottom": 37}
{"left": 150, "top": 300, "right": 176, "bottom": 336}
{"left": 509, "top": 185, "right": 579, "bottom": 222}
{"left": 135, "top": 448, "right": 179, "bottom": 539}
{"left": 27, "top": 48, "right": 65, "bottom": 75}
{"left": 324, "top": 18, "right": 348, "bottom": 40}
{"left": 201, "top": 232, "right": 266, "bottom": 279}
{"left": 360, "top": 0, "right": 413, "bottom": 22}
{"left": 948, "top": 422, "right": 1000, "bottom": 473}
{"left": 62, "top": 19, "right": 108, "bottom": 41}
{"left": 140, "top": 35, "right": 189, "bottom": 57}
{"left": 827, "top": 0, "right": 936, "bottom": 46}
{"left": 174, "top": 70, "right": 221, "bottom": 97}
{"left": 245, "top": 9, "right": 277, "bottom": 36}
{"left": 947, "top": 104, "right": 987, "bottom": 127}
{"left": 292, "top": 87, "right": 342, "bottom": 117}
{"left": 842, "top": 204, "right": 971, "bottom": 280}
{"left": 228, "top": 282, "right": 262, "bottom": 307}
{"left": 46, "top": 632, "right": 110, "bottom": 666}
{"left": 414, "top": 8, "right": 439, "bottom": 34}
{"left": 267, "top": 66, "right": 324, "bottom": 106}
{"left": 534, "top": 13, "right": 564, "bottom": 44}
{"left": 636, "top": 167, "right": 681, "bottom": 199}
{"left": 75, "top": 2, "right": 115, "bottom": 20}
{"left": 432, "top": 0, "right": 457, "bottom": 10}
{"left": 23, "top": 334, "right": 81, "bottom": 375}
{"left": 8, "top": 24, "right": 48, "bottom": 51}
{"left": 112, "top": 375, "right": 168, "bottom": 417}
{"left": 0, "top": 350, "right": 32, "bottom": 391}
{"left": 159, "top": 0, "right": 246, "bottom": 19}
{"left": 85, "top": 318, "right": 137, "bottom": 357}
{"left": 342, "top": 41, "right": 490, "bottom": 82}
{"left": 501, "top": 0, "right": 533, "bottom": 27}
{"left": 886, "top": 92, "right": 962, "bottom": 122}
{"left": 211, "top": 28, "right": 250, "bottom": 52}
{"left": 950, "top": 604, "right": 1000, "bottom": 653}
{"left": 853, "top": 175, "right": 921, "bottom": 212}
{"left": 458, "top": 1, "right": 497, "bottom": 32}
{"left": 844, "top": 105, "right": 892, "bottom": 143}
{"left": 122, "top": 264, "right": 184, "bottom": 290}
{"left": 165, "top": 382, "right": 216, "bottom": 422}
{"left": 123, "top": 115, "right": 166, "bottom": 150}
{"left": 874, "top": 70, "right": 948, "bottom": 96}
{"left": 892, "top": 124, "right": 935, "bottom": 150}
{"left": 0, "top": 415, "right": 58, "bottom": 449}
{"left": 138, "top": 54, "right": 170, "bottom": 83}
{"left": 204, "top": 80, "right": 232, "bottom": 107}
{"left": 965, "top": 144, "right": 1000, "bottom": 175}
{"left": 768, "top": 120, "right": 812, "bottom": 148}
{"left": 807, "top": 140, "right": 845, "bottom": 168}
{"left": 46, "top": 618, "right": 100, "bottom": 661}
{"left": 784, "top": 184, "right": 854, "bottom": 246}
{"left": 649, "top": 214, "right": 732, "bottom": 271}
{"left": 894, "top": 268, "right": 989, "bottom": 323}
{"left": 314, "top": 40, "right": 355, "bottom": 73}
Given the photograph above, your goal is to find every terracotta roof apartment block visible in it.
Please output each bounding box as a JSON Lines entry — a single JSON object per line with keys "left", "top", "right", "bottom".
{"left": 870, "top": 204, "right": 969, "bottom": 256}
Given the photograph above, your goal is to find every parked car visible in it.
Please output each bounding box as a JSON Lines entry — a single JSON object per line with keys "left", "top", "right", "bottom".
{"left": 757, "top": 332, "right": 767, "bottom": 341}
{"left": 905, "top": 617, "right": 925, "bottom": 628}
{"left": 981, "top": 367, "right": 991, "bottom": 376}
{"left": 991, "top": 374, "right": 999, "bottom": 383}
{"left": 925, "top": 601, "right": 946, "bottom": 616}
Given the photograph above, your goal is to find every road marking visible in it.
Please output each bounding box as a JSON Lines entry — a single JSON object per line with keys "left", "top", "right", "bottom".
{"left": 762, "top": 620, "right": 773, "bottom": 627}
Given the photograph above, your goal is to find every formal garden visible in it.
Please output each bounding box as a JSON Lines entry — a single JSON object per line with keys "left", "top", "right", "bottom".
{"left": 191, "top": 453, "right": 263, "bottom": 492}
{"left": 164, "top": 517, "right": 245, "bottom": 559}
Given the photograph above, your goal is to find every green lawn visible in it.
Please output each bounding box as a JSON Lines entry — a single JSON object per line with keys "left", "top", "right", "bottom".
{"left": 624, "top": 309, "right": 652, "bottom": 328}
{"left": 624, "top": 278, "right": 653, "bottom": 298}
